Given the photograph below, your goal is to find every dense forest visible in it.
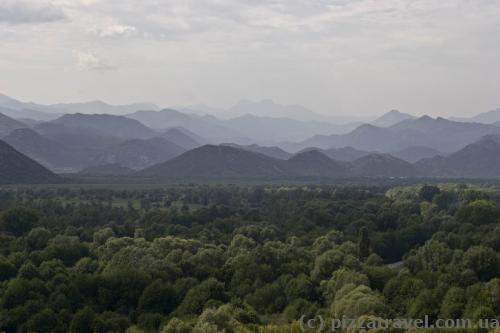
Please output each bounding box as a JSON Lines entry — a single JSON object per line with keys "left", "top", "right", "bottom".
{"left": 1, "top": 184, "right": 500, "bottom": 332}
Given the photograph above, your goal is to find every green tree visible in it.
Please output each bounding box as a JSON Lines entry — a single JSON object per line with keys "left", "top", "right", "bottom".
{"left": 311, "top": 249, "right": 344, "bottom": 282}
{"left": 1, "top": 207, "right": 39, "bottom": 236}
{"left": 332, "top": 284, "right": 388, "bottom": 318}
{"left": 0, "top": 256, "right": 16, "bottom": 281}
{"left": 45, "top": 235, "right": 88, "bottom": 266}
{"left": 463, "top": 246, "right": 499, "bottom": 281}
{"left": 357, "top": 227, "right": 370, "bottom": 260}
{"left": 407, "top": 289, "right": 439, "bottom": 320}
{"left": 27, "top": 227, "right": 51, "bottom": 250}
{"left": 193, "top": 306, "right": 237, "bottom": 333}
{"left": 177, "top": 278, "right": 226, "bottom": 315}
{"left": 26, "top": 308, "right": 63, "bottom": 333}
{"left": 419, "top": 185, "right": 441, "bottom": 202}
{"left": 162, "top": 318, "right": 192, "bottom": 333}
{"left": 139, "top": 280, "right": 178, "bottom": 315}
{"left": 456, "top": 200, "right": 499, "bottom": 225}
{"left": 439, "top": 287, "right": 465, "bottom": 319}
{"left": 69, "top": 306, "right": 96, "bottom": 333}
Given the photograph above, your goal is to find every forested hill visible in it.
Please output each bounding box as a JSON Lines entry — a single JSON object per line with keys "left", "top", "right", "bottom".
{"left": 1, "top": 184, "right": 500, "bottom": 332}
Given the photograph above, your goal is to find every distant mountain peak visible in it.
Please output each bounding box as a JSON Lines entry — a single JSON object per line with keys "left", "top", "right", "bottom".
{"left": 418, "top": 115, "right": 433, "bottom": 121}
{"left": 387, "top": 109, "right": 404, "bottom": 115}
{"left": 351, "top": 123, "right": 384, "bottom": 134}
{"left": 372, "top": 110, "right": 415, "bottom": 127}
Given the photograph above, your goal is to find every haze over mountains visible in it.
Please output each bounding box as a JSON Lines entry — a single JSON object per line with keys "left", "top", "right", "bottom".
{"left": 2, "top": 92, "right": 500, "bottom": 182}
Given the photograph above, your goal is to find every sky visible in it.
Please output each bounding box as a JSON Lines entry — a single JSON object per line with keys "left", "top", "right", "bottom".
{"left": 0, "top": 0, "right": 499, "bottom": 118}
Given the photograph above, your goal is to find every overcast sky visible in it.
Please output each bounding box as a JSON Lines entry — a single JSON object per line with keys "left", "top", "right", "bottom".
{"left": 1, "top": 0, "right": 499, "bottom": 117}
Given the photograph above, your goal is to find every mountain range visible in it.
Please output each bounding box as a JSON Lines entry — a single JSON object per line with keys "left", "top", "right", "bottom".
{"left": 183, "top": 99, "right": 367, "bottom": 125}
{"left": 2, "top": 92, "right": 500, "bottom": 181}
{"left": 415, "top": 137, "right": 500, "bottom": 177}
{"left": 0, "top": 93, "right": 159, "bottom": 119}
{"left": 290, "top": 116, "right": 500, "bottom": 153}
{"left": 452, "top": 108, "right": 500, "bottom": 124}
{"left": 139, "top": 145, "right": 420, "bottom": 179}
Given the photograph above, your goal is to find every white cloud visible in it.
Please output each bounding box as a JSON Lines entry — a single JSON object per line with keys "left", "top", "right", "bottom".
{"left": 75, "top": 51, "right": 116, "bottom": 71}
{"left": 0, "top": 0, "right": 66, "bottom": 24}
{"left": 90, "top": 22, "right": 137, "bottom": 38}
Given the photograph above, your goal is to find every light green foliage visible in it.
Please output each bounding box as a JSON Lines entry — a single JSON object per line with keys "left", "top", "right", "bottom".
{"left": 332, "top": 284, "right": 389, "bottom": 318}
{"left": 456, "top": 199, "right": 499, "bottom": 225}
{"left": 161, "top": 318, "right": 192, "bottom": 333}
{"left": 193, "top": 306, "right": 237, "bottom": 333}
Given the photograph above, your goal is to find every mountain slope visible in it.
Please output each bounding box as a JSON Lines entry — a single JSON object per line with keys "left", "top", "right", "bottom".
{"left": 219, "top": 99, "right": 365, "bottom": 124}
{"left": 0, "top": 112, "right": 27, "bottom": 136}
{"left": 223, "top": 114, "right": 350, "bottom": 142}
{"left": 222, "top": 143, "right": 292, "bottom": 160}
{"left": 225, "top": 99, "right": 325, "bottom": 121}
{"left": 299, "top": 147, "right": 372, "bottom": 162}
{"left": 161, "top": 127, "right": 203, "bottom": 150}
{"left": 3, "top": 128, "right": 80, "bottom": 172}
{"left": 127, "top": 109, "right": 242, "bottom": 140}
{"left": 392, "top": 146, "right": 443, "bottom": 163}
{"left": 415, "top": 138, "right": 500, "bottom": 177}
{"left": 298, "top": 124, "right": 399, "bottom": 152}
{"left": 349, "top": 154, "right": 418, "bottom": 177}
{"left": 51, "top": 113, "right": 156, "bottom": 140}
{"left": 388, "top": 116, "right": 500, "bottom": 152}
{"left": 91, "top": 137, "right": 186, "bottom": 170}
{"left": 34, "top": 122, "right": 123, "bottom": 149}
{"left": 295, "top": 116, "right": 500, "bottom": 153}
{"left": 140, "top": 145, "right": 289, "bottom": 179}
{"left": 0, "top": 140, "right": 60, "bottom": 184}
{"left": 287, "top": 150, "right": 347, "bottom": 177}
{"left": 78, "top": 164, "right": 134, "bottom": 176}
{"left": 0, "top": 106, "right": 58, "bottom": 122}
{"left": 453, "top": 108, "right": 500, "bottom": 124}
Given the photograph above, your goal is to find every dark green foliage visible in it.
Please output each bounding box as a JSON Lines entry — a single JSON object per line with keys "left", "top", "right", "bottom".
{"left": 419, "top": 185, "right": 441, "bottom": 202}
{"left": 1, "top": 207, "right": 39, "bottom": 236}
{"left": 357, "top": 226, "right": 370, "bottom": 259}
{"left": 177, "top": 278, "right": 226, "bottom": 315}
{"left": 138, "top": 280, "right": 178, "bottom": 315}
{"left": 69, "top": 306, "right": 96, "bottom": 333}
{"left": 0, "top": 184, "right": 499, "bottom": 332}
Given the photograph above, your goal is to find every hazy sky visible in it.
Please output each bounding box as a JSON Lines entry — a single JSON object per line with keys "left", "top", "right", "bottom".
{"left": 1, "top": 0, "right": 499, "bottom": 117}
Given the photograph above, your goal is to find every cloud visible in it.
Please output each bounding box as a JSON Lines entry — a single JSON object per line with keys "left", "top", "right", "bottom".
{"left": 0, "top": 0, "right": 66, "bottom": 24}
{"left": 90, "top": 22, "right": 137, "bottom": 38}
{"left": 75, "top": 51, "right": 116, "bottom": 71}
{"left": 2, "top": 0, "right": 500, "bottom": 116}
